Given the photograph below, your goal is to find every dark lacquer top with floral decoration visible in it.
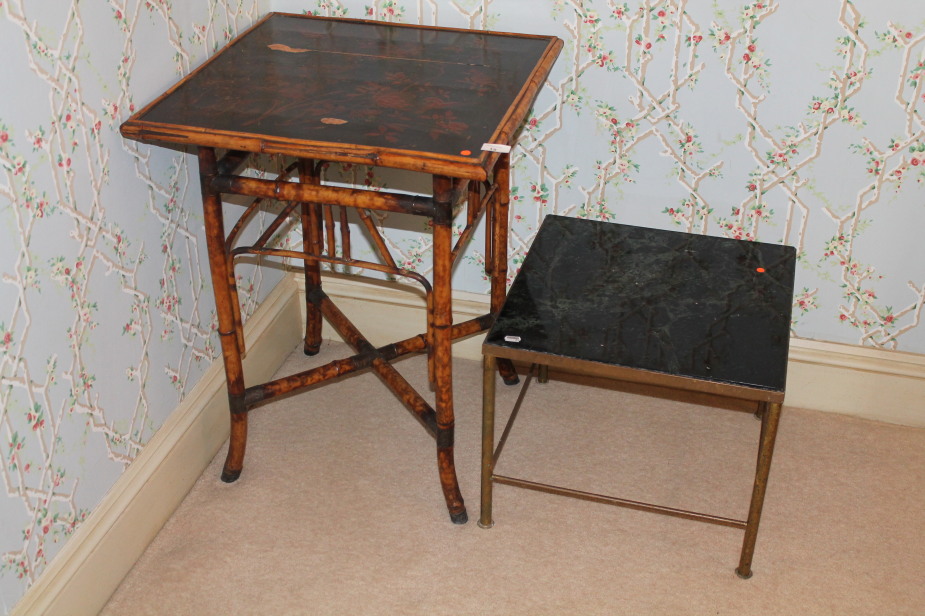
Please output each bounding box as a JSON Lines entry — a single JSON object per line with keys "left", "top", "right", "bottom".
{"left": 122, "top": 13, "right": 561, "bottom": 177}
{"left": 485, "top": 215, "right": 797, "bottom": 393}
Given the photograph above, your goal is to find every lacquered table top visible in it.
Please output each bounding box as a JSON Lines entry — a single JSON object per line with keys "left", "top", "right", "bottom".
{"left": 485, "top": 216, "right": 797, "bottom": 394}
{"left": 121, "top": 13, "right": 562, "bottom": 179}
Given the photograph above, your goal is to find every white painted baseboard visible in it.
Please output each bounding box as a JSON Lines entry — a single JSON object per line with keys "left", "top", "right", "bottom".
{"left": 12, "top": 276, "right": 303, "bottom": 616}
{"left": 786, "top": 339, "right": 925, "bottom": 427}
{"left": 303, "top": 272, "right": 925, "bottom": 428}
{"left": 17, "top": 270, "right": 924, "bottom": 615}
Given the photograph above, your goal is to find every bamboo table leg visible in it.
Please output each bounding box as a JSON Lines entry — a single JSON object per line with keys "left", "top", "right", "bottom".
{"left": 299, "top": 159, "right": 323, "bottom": 356}
{"left": 489, "top": 154, "right": 519, "bottom": 386}
{"left": 736, "top": 400, "right": 783, "bottom": 578}
{"left": 199, "top": 147, "right": 249, "bottom": 483}
{"left": 432, "top": 175, "right": 467, "bottom": 524}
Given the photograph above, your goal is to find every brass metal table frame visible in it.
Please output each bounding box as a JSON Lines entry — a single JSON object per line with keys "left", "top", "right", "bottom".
{"left": 478, "top": 218, "right": 793, "bottom": 577}
{"left": 121, "top": 13, "right": 563, "bottom": 524}
{"left": 480, "top": 361, "right": 782, "bottom": 578}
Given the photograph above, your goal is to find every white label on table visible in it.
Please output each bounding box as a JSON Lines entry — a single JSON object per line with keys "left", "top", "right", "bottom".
{"left": 482, "top": 143, "right": 512, "bottom": 153}
{"left": 504, "top": 335, "right": 521, "bottom": 343}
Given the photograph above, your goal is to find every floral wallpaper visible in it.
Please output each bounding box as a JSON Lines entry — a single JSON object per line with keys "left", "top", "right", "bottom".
{"left": 1, "top": 0, "right": 924, "bottom": 612}
{"left": 0, "top": 0, "right": 271, "bottom": 611}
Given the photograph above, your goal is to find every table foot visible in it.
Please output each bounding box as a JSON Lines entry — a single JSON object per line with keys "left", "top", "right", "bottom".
{"left": 221, "top": 409, "right": 248, "bottom": 484}
{"left": 303, "top": 342, "right": 321, "bottom": 356}
{"left": 498, "top": 358, "right": 520, "bottom": 385}
{"left": 735, "top": 567, "right": 753, "bottom": 579}
{"left": 220, "top": 469, "right": 242, "bottom": 483}
{"left": 437, "top": 440, "right": 467, "bottom": 525}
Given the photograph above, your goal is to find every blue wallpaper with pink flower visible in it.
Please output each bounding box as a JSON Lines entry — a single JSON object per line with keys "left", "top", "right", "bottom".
{"left": 2, "top": 0, "right": 924, "bottom": 611}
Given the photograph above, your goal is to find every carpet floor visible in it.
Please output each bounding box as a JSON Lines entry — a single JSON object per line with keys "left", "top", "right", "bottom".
{"left": 102, "top": 341, "right": 925, "bottom": 615}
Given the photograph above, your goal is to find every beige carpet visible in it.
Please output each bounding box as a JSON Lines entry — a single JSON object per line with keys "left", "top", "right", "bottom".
{"left": 102, "top": 341, "right": 925, "bottom": 615}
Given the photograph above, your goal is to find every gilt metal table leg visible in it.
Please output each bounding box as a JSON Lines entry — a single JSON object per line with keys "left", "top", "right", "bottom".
{"left": 432, "top": 175, "right": 467, "bottom": 524}
{"left": 299, "top": 159, "right": 323, "bottom": 356}
{"left": 736, "top": 400, "right": 783, "bottom": 578}
{"left": 479, "top": 354, "right": 497, "bottom": 529}
{"left": 199, "top": 147, "right": 249, "bottom": 483}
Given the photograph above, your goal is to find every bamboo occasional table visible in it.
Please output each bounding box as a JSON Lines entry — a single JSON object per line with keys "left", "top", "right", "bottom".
{"left": 479, "top": 215, "right": 796, "bottom": 576}
{"left": 121, "top": 13, "right": 561, "bottom": 524}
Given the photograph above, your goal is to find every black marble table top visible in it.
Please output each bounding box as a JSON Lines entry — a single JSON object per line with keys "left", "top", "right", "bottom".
{"left": 485, "top": 215, "right": 797, "bottom": 394}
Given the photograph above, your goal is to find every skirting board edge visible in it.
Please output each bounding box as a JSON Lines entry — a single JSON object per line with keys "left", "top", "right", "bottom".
{"left": 302, "top": 272, "right": 925, "bottom": 428}
{"left": 12, "top": 276, "right": 303, "bottom": 616}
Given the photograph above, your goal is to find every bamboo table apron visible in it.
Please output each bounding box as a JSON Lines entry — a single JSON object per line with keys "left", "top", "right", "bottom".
{"left": 121, "top": 12, "right": 562, "bottom": 524}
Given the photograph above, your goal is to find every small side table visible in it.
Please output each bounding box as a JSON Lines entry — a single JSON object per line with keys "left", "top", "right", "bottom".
{"left": 479, "top": 215, "right": 796, "bottom": 578}
{"left": 121, "top": 13, "right": 562, "bottom": 524}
